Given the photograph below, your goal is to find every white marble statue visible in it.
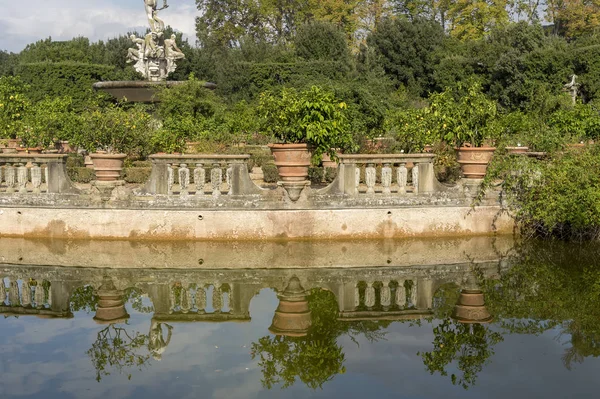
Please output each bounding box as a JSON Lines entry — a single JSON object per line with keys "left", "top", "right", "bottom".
{"left": 564, "top": 74, "right": 580, "bottom": 105}
{"left": 132, "top": 0, "right": 183, "bottom": 81}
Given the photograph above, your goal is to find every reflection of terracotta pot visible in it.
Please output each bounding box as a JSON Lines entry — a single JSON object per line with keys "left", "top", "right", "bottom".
{"left": 269, "top": 277, "right": 312, "bottom": 337}
{"left": 268, "top": 144, "right": 311, "bottom": 182}
{"left": 452, "top": 276, "right": 492, "bottom": 324}
{"left": 94, "top": 288, "right": 129, "bottom": 324}
{"left": 455, "top": 147, "right": 495, "bottom": 179}
{"left": 90, "top": 153, "right": 126, "bottom": 181}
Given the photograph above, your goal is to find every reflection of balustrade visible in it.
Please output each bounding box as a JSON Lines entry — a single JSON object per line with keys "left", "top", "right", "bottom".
{"left": 0, "top": 154, "right": 78, "bottom": 194}
{"left": 167, "top": 282, "right": 232, "bottom": 315}
{"left": 325, "top": 154, "right": 441, "bottom": 196}
{"left": 354, "top": 280, "right": 417, "bottom": 310}
{"left": 0, "top": 277, "right": 53, "bottom": 314}
{"left": 143, "top": 155, "right": 262, "bottom": 196}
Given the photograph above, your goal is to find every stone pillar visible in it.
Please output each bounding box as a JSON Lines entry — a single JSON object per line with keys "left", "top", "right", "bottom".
{"left": 31, "top": 163, "right": 42, "bottom": 193}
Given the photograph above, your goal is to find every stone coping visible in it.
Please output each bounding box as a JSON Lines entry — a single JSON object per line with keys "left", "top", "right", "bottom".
{"left": 92, "top": 80, "right": 217, "bottom": 90}
{"left": 0, "top": 154, "right": 68, "bottom": 161}
{"left": 149, "top": 154, "right": 250, "bottom": 160}
{"left": 338, "top": 154, "right": 436, "bottom": 163}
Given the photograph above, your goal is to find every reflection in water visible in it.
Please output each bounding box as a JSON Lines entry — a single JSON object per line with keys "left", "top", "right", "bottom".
{"left": 4, "top": 238, "right": 600, "bottom": 394}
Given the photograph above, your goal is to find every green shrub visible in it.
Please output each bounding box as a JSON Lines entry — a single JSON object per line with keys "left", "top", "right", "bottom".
{"left": 308, "top": 166, "right": 324, "bottom": 184}
{"left": 262, "top": 163, "right": 279, "bottom": 183}
{"left": 123, "top": 167, "right": 151, "bottom": 184}
{"left": 131, "top": 160, "right": 151, "bottom": 168}
{"left": 66, "top": 154, "right": 84, "bottom": 168}
{"left": 67, "top": 166, "right": 95, "bottom": 183}
{"left": 324, "top": 167, "right": 338, "bottom": 183}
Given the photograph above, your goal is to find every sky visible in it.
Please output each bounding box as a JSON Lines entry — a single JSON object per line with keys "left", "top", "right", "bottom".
{"left": 0, "top": 0, "right": 199, "bottom": 53}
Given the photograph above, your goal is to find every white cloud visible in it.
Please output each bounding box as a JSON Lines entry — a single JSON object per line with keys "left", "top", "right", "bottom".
{"left": 0, "top": 0, "right": 199, "bottom": 52}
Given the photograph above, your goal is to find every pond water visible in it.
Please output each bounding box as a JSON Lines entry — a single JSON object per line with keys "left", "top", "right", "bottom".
{"left": 1, "top": 237, "right": 600, "bottom": 398}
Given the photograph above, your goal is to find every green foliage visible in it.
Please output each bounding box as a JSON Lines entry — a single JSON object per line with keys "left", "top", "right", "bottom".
{"left": 261, "top": 163, "right": 279, "bottom": 183}
{"left": 308, "top": 166, "right": 324, "bottom": 184}
{"left": 258, "top": 86, "right": 355, "bottom": 162}
{"left": 0, "top": 76, "right": 29, "bottom": 139}
{"left": 21, "top": 96, "right": 79, "bottom": 148}
{"left": 74, "top": 103, "right": 153, "bottom": 155}
{"left": 480, "top": 145, "right": 600, "bottom": 240}
{"left": 367, "top": 17, "right": 445, "bottom": 96}
{"left": 123, "top": 167, "right": 152, "bottom": 184}
{"left": 429, "top": 82, "right": 498, "bottom": 147}
{"left": 69, "top": 285, "right": 98, "bottom": 312}
{"left": 384, "top": 107, "right": 434, "bottom": 152}
{"left": 294, "top": 22, "right": 351, "bottom": 67}
{"left": 67, "top": 167, "right": 95, "bottom": 183}
{"left": 419, "top": 319, "right": 503, "bottom": 390}
{"left": 548, "top": 103, "right": 600, "bottom": 142}
{"left": 16, "top": 62, "right": 119, "bottom": 103}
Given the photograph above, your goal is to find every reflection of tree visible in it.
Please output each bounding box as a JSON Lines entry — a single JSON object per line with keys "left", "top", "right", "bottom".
{"left": 483, "top": 242, "right": 600, "bottom": 370}
{"left": 251, "top": 289, "right": 388, "bottom": 390}
{"left": 125, "top": 287, "right": 154, "bottom": 314}
{"left": 70, "top": 285, "right": 98, "bottom": 313}
{"left": 419, "top": 318, "right": 503, "bottom": 390}
{"left": 87, "top": 324, "right": 151, "bottom": 382}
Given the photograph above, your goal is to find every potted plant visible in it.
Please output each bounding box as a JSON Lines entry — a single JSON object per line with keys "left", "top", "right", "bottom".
{"left": 0, "top": 76, "right": 29, "bottom": 153}
{"left": 258, "top": 86, "right": 354, "bottom": 183}
{"left": 74, "top": 103, "right": 152, "bottom": 181}
{"left": 429, "top": 83, "right": 498, "bottom": 179}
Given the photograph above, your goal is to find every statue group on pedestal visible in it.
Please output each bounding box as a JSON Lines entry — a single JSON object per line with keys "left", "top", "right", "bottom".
{"left": 126, "top": 0, "right": 185, "bottom": 81}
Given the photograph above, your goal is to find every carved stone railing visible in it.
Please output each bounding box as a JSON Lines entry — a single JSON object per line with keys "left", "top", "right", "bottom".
{"left": 143, "top": 154, "right": 263, "bottom": 197}
{"left": 0, "top": 277, "right": 52, "bottom": 311}
{"left": 0, "top": 154, "right": 78, "bottom": 194}
{"left": 323, "top": 154, "right": 443, "bottom": 196}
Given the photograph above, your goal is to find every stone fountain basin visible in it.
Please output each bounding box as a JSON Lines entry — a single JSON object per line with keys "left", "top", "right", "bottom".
{"left": 92, "top": 81, "right": 217, "bottom": 102}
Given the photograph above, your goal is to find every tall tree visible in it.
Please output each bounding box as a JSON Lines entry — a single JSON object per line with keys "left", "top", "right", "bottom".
{"left": 446, "top": 0, "right": 510, "bottom": 40}
{"left": 546, "top": 0, "right": 600, "bottom": 38}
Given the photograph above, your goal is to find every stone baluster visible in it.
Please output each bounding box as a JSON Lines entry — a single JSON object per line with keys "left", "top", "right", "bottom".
{"left": 365, "top": 282, "right": 375, "bottom": 308}
{"left": 412, "top": 162, "right": 419, "bottom": 194}
{"left": 211, "top": 164, "right": 222, "bottom": 198}
{"left": 381, "top": 163, "right": 392, "bottom": 194}
{"left": 395, "top": 280, "right": 406, "bottom": 307}
{"left": 397, "top": 162, "right": 407, "bottom": 194}
{"left": 0, "top": 164, "right": 3, "bottom": 186}
{"left": 410, "top": 280, "right": 418, "bottom": 307}
{"left": 169, "top": 284, "right": 176, "bottom": 313}
{"left": 31, "top": 163, "right": 42, "bottom": 193}
{"left": 5, "top": 163, "right": 16, "bottom": 193}
{"left": 44, "top": 164, "right": 49, "bottom": 186}
{"left": 226, "top": 165, "right": 233, "bottom": 195}
{"left": 212, "top": 283, "right": 222, "bottom": 313}
{"left": 8, "top": 279, "right": 19, "bottom": 306}
{"left": 194, "top": 163, "right": 205, "bottom": 196}
{"left": 354, "top": 284, "right": 360, "bottom": 309}
{"left": 355, "top": 167, "right": 361, "bottom": 191}
{"left": 195, "top": 285, "right": 206, "bottom": 313}
{"left": 0, "top": 278, "right": 5, "bottom": 305}
{"left": 380, "top": 281, "right": 391, "bottom": 308}
{"left": 180, "top": 284, "right": 191, "bottom": 313}
{"left": 21, "top": 281, "right": 31, "bottom": 307}
{"left": 179, "top": 163, "right": 190, "bottom": 196}
{"left": 34, "top": 283, "right": 45, "bottom": 308}
{"left": 47, "top": 286, "right": 52, "bottom": 306}
{"left": 167, "top": 164, "right": 174, "bottom": 195}
{"left": 17, "top": 163, "right": 28, "bottom": 193}
{"left": 365, "top": 163, "right": 376, "bottom": 194}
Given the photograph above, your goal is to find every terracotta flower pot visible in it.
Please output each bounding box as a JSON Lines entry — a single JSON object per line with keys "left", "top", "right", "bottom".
{"left": 90, "top": 153, "right": 127, "bottom": 181}
{"left": 268, "top": 143, "right": 311, "bottom": 182}
{"left": 455, "top": 147, "right": 496, "bottom": 179}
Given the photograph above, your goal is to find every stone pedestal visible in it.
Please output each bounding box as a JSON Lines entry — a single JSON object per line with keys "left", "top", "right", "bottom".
{"left": 94, "top": 280, "right": 129, "bottom": 324}
{"left": 452, "top": 274, "right": 492, "bottom": 324}
{"left": 269, "top": 277, "right": 312, "bottom": 337}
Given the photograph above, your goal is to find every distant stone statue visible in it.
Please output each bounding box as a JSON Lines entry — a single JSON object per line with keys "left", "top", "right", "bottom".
{"left": 564, "top": 74, "right": 580, "bottom": 105}
{"left": 132, "top": 0, "right": 181, "bottom": 81}
{"left": 148, "top": 320, "right": 173, "bottom": 361}
{"left": 126, "top": 35, "right": 146, "bottom": 63}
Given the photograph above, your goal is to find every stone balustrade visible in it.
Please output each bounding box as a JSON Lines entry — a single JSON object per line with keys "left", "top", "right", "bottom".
{"left": 324, "top": 154, "right": 442, "bottom": 196}
{"left": 143, "top": 154, "right": 263, "bottom": 197}
{"left": 353, "top": 279, "right": 418, "bottom": 310}
{"left": 0, "top": 154, "right": 78, "bottom": 194}
{"left": 0, "top": 277, "right": 52, "bottom": 309}
{"left": 168, "top": 282, "right": 232, "bottom": 315}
